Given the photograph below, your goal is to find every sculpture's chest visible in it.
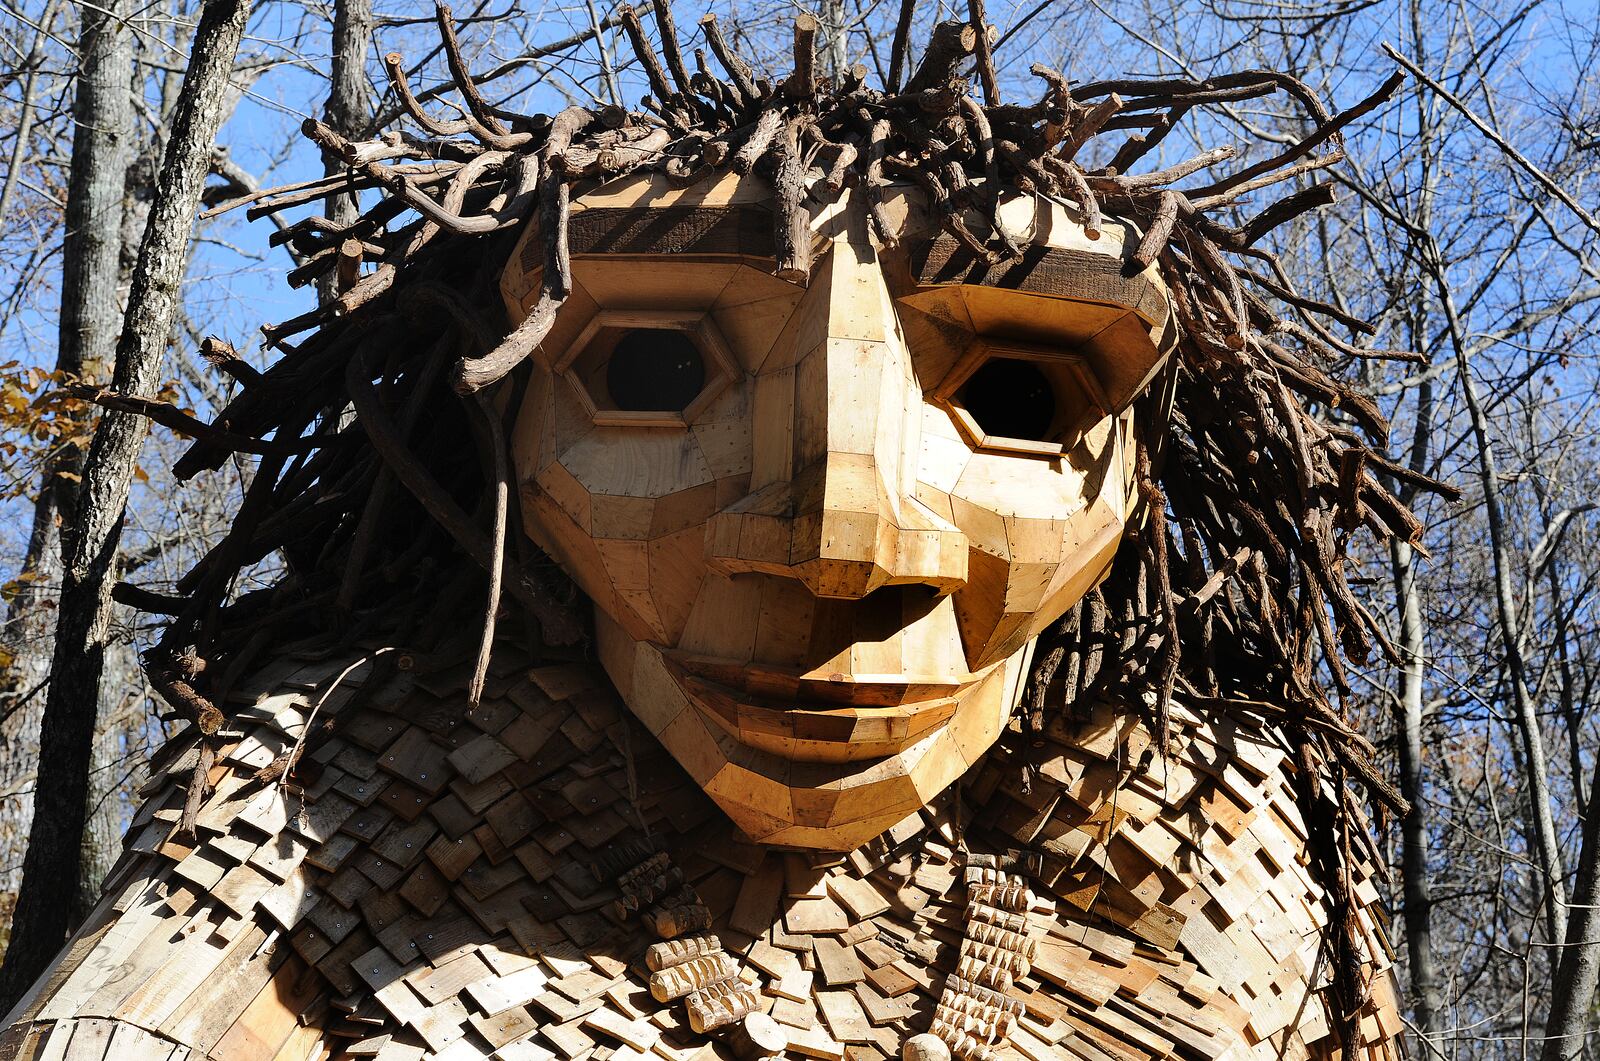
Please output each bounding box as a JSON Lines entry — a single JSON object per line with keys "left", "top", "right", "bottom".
{"left": 269, "top": 657, "right": 1069, "bottom": 1061}
{"left": 35, "top": 650, "right": 1399, "bottom": 1061}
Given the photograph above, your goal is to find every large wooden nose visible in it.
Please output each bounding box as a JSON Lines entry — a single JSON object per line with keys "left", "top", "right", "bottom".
{"left": 707, "top": 232, "right": 968, "bottom": 598}
{"left": 707, "top": 461, "right": 969, "bottom": 599}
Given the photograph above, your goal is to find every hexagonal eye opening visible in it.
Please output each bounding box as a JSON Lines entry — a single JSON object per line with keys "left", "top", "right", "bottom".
{"left": 937, "top": 338, "right": 1109, "bottom": 458}
{"left": 559, "top": 310, "right": 737, "bottom": 428}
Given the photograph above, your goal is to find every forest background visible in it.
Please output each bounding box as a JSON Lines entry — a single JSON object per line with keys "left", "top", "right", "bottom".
{"left": 0, "top": 0, "right": 1597, "bottom": 1054}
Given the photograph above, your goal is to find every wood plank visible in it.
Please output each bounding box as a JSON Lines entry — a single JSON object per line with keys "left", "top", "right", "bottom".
{"left": 59, "top": 1018, "right": 115, "bottom": 1061}
{"left": 815, "top": 991, "right": 872, "bottom": 1044}
{"left": 862, "top": 963, "right": 917, "bottom": 999}
{"left": 812, "top": 939, "right": 865, "bottom": 987}
{"left": 784, "top": 897, "right": 848, "bottom": 935}
{"left": 729, "top": 859, "right": 784, "bottom": 937}
{"left": 824, "top": 877, "right": 889, "bottom": 921}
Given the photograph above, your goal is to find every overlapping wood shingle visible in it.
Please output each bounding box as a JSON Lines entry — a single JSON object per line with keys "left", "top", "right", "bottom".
{"left": 0, "top": 640, "right": 1402, "bottom": 1061}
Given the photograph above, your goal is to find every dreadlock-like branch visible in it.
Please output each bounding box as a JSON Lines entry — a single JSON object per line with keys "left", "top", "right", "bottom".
{"left": 93, "top": 6, "right": 1455, "bottom": 1040}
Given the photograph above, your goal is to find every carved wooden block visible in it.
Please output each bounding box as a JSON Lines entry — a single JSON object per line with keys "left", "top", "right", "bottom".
{"left": 645, "top": 934, "right": 722, "bottom": 972}
{"left": 686, "top": 979, "right": 763, "bottom": 1034}
{"left": 649, "top": 953, "right": 738, "bottom": 1002}
{"left": 507, "top": 172, "right": 1171, "bottom": 851}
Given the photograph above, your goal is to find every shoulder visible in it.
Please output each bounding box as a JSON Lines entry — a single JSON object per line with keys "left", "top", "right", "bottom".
{"left": 4, "top": 646, "right": 707, "bottom": 1059}
{"left": 2, "top": 658, "right": 1402, "bottom": 1061}
{"left": 960, "top": 697, "right": 1403, "bottom": 1061}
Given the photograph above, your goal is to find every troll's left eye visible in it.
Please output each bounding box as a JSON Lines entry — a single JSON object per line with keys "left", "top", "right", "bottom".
{"left": 607, "top": 329, "right": 706, "bottom": 412}
{"left": 934, "top": 339, "right": 1109, "bottom": 458}
{"left": 959, "top": 359, "right": 1056, "bottom": 441}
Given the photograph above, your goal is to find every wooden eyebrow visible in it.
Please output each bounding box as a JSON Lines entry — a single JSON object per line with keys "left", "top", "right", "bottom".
{"left": 904, "top": 233, "right": 1170, "bottom": 329}
{"left": 565, "top": 203, "right": 779, "bottom": 260}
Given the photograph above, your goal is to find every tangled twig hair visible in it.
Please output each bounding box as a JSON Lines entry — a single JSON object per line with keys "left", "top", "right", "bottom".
{"left": 95, "top": 4, "right": 1451, "bottom": 1041}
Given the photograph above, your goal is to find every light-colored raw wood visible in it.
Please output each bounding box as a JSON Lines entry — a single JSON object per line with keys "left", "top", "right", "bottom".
{"left": 509, "top": 178, "right": 1170, "bottom": 849}
{"left": 903, "top": 1032, "right": 951, "bottom": 1061}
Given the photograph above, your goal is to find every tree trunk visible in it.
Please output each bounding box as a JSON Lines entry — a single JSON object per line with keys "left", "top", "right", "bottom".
{"left": 1390, "top": 538, "right": 1444, "bottom": 1049}
{"left": 325, "top": 0, "right": 372, "bottom": 173}
{"left": 1385, "top": 298, "right": 1445, "bottom": 1048}
{"left": 318, "top": 0, "right": 372, "bottom": 302}
{"left": 0, "top": 0, "right": 63, "bottom": 228}
{"left": 0, "top": 0, "right": 130, "bottom": 902}
{"left": 0, "top": 0, "right": 253, "bottom": 1011}
{"left": 1542, "top": 766, "right": 1600, "bottom": 1061}
{"left": 75, "top": 671, "right": 132, "bottom": 922}
{"left": 1416, "top": 228, "right": 1567, "bottom": 951}
{"left": 821, "top": 0, "right": 847, "bottom": 80}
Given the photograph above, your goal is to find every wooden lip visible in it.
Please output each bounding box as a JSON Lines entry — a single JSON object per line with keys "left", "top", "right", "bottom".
{"left": 660, "top": 648, "right": 989, "bottom": 763}
{"left": 664, "top": 651, "right": 983, "bottom": 706}
{"left": 682, "top": 674, "right": 961, "bottom": 763}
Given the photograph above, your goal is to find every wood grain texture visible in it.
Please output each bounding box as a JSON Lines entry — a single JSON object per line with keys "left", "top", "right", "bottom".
{"left": 508, "top": 179, "right": 1171, "bottom": 850}
{"left": 6, "top": 173, "right": 1399, "bottom": 1061}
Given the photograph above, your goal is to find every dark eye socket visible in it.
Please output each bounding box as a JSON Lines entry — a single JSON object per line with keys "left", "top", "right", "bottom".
{"left": 606, "top": 329, "right": 706, "bottom": 412}
{"left": 959, "top": 359, "right": 1057, "bottom": 441}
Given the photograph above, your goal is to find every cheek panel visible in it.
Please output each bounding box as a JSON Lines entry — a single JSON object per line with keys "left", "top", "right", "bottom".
{"left": 935, "top": 437, "right": 1128, "bottom": 669}
{"left": 557, "top": 430, "right": 714, "bottom": 498}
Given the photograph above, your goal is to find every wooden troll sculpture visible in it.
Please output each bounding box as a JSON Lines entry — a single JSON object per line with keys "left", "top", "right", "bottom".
{"left": 2, "top": 7, "right": 1439, "bottom": 1061}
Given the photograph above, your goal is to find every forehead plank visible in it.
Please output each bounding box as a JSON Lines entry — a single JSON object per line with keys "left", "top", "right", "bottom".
{"left": 503, "top": 200, "right": 782, "bottom": 314}
{"left": 568, "top": 205, "right": 777, "bottom": 258}
{"left": 907, "top": 234, "right": 1170, "bottom": 330}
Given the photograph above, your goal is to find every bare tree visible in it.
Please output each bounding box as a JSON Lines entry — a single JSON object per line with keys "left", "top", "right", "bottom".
{"left": 0, "top": 0, "right": 130, "bottom": 920}
{"left": 1, "top": 0, "right": 1598, "bottom": 1053}
{"left": 318, "top": 0, "right": 374, "bottom": 302}
{"left": 1025, "top": 0, "right": 1600, "bottom": 1047}
{"left": 0, "top": 0, "right": 253, "bottom": 1008}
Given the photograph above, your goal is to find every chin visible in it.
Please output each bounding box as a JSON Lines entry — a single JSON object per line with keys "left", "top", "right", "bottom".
{"left": 597, "top": 613, "right": 1035, "bottom": 850}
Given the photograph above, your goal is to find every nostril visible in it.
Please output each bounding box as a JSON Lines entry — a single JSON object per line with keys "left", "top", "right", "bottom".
{"left": 806, "top": 583, "right": 946, "bottom": 659}
{"left": 845, "top": 583, "right": 944, "bottom": 637}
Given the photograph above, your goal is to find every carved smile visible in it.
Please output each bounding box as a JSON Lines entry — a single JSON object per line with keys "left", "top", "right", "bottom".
{"left": 659, "top": 651, "right": 991, "bottom": 762}
{"left": 665, "top": 652, "right": 981, "bottom": 706}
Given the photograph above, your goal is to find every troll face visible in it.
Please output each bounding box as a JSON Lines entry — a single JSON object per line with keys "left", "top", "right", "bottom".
{"left": 503, "top": 172, "right": 1173, "bottom": 849}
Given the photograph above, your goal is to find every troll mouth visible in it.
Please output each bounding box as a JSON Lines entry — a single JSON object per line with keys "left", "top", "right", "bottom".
{"left": 662, "top": 651, "right": 984, "bottom": 709}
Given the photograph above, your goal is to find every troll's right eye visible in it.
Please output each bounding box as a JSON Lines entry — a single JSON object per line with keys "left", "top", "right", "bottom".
{"left": 607, "top": 329, "right": 706, "bottom": 413}
{"left": 558, "top": 311, "right": 739, "bottom": 428}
